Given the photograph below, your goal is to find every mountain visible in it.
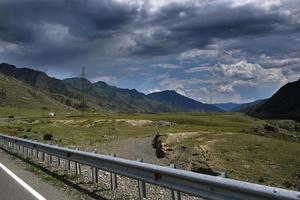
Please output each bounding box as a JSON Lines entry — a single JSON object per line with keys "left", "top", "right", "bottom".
{"left": 0, "top": 63, "right": 223, "bottom": 113}
{"left": 232, "top": 99, "right": 267, "bottom": 112}
{"left": 214, "top": 99, "right": 268, "bottom": 112}
{"left": 0, "top": 63, "right": 71, "bottom": 95}
{"left": 251, "top": 79, "right": 300, "bottom": 121}
{"left": 147, "top": 90, "right": 223, "bottom": 112}
{"left": 214, "top": 103, "right": 241, "bottom": 111}
{"left": 0, "top": 72, "right": 72, "bottom": 113}
{"left": 63, "top": 78, "right": 169, "bottom": 112}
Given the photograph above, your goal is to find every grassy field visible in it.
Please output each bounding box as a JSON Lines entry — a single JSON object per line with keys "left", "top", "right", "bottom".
{"left": 0, "top": 111, "right": 299, "bottom": 190}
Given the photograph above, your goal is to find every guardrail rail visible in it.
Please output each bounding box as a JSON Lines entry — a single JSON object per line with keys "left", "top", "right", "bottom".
{"left": 0, "top": 133, "right": 300, "bottom": 200}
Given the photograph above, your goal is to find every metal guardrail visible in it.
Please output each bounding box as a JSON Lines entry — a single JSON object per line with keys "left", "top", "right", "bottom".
{"left": 0, "top": 133, "right": 299, "bottom": 200}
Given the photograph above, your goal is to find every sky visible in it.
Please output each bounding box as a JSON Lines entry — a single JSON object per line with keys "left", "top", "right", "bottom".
{"left": 0, "top": 0, "right": 300, "bottom": 103}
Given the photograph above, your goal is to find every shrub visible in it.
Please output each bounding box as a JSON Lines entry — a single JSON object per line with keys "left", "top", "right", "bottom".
{"left": 43, "top": 133, "right": 53, "bottom": 141}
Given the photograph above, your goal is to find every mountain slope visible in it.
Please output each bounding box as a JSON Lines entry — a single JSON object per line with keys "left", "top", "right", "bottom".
{"left": 214, "top": 99, "right": 268, "bottom": 112}
{"left": 251, "top": 79, "right": 300, "bottom": 121}
{"left": 233, "top": 99, "right": 267, "bottom": 112}
{"left": 147, "top": 90, "right": 223, "bottom": 112}
{"left": 64, "top": 78, "right": 169, "bottom": 112}
{"left": 0, "top": 63, "right": 70, "bottom": 95}
{"left": 214, "top": 103, "right": 241, "bottom": 111}
{"left": 0, "top": 72, "right": 72, "bottom": 113}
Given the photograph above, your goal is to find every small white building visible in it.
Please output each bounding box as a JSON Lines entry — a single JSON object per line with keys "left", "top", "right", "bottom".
{"left": 48, "top": 112, "right": 55, "bottom": 117}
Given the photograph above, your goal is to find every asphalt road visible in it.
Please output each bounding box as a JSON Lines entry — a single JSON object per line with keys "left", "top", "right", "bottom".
{"left": 0, "top": 149, "right": 74, "bottom": 200}
{"left": 0, "top": 166, "right": 38, "bottom": 200}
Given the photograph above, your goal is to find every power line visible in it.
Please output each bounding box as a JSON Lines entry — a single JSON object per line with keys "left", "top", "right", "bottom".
{"left": 81, "top": 66, "right": 86, "bottom": 117}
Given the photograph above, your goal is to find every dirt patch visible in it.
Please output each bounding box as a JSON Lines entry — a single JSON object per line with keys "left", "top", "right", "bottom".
{"left": 160, "top": 132, "right": 221, "bottom": 176}
{"left": 164, "top": 132, "right": 200, "bottom": 146}
{"left": 51, "top": 119, "right": 87, "bottom": 125}
{"left": 116, "top": 119, "right": 153, "bottom": 126}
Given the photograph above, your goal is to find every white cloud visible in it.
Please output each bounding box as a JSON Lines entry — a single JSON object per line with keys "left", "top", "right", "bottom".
{"left": 147, "top": 88, "right": 161, "bottom": 93}
{"left": 217, "top": 84, "right": 234, "bottom": 93}
{"left": 184, "top": 66, "right": 212, "bottom": 73}
{"left": 216, "top": 60, "right": 286, "bottom": 83}
{"left": 153, "top": 63, "right": 183, "bottom": 69}
{"left": 258, "top": 54, "right": 300, "bottom": 68}
{"left": 179, "top": 48, "right": 220, "bottom": 60}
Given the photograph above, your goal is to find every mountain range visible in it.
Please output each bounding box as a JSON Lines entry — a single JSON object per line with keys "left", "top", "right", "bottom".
{"left": 250, "top": 78, "right": 300, "bottom": 121}
{"left": 1, "top": 62, "right": 299, "bottom": 120}
{"left": 0, "top": 63, "right": 222, "bottom": 113}
{"left": 214, "top": 99, "right": 267, "bottom": 112}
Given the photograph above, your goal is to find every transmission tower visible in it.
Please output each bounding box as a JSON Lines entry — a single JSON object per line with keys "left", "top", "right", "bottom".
{"left": 81, "top": 66, "right": 86, "bottom": 117}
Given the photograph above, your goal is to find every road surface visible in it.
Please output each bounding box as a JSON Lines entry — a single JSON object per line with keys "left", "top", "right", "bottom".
{"left": 0, "top": 164, "right": 43, "bottom": 200}
{"left": 0, "top": 149, "right": 73, "bottom": 200}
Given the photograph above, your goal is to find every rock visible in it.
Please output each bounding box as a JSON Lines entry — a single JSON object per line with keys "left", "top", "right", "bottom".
{"left": 264, "top": 124, "right": 277, "bottom": 132}
{"left": 258, "top": 177, "right": 265, "bottom": 183}
{"left": 191, "top": 166, "right": 219, "bottom": 176}
{"left": 152, "top": 133, "right": 166, "bottom": 158}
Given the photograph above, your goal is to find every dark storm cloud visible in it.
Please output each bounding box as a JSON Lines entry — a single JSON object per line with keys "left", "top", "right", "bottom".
{"left": 0, "top": 0, "right": 141, "bottom": 69}
{"left": 128, "top": 2, "right": 298, "bottom": 56}
{"left": 1, "top": 0, "right": 299, "bottom": 60}
{"left": 0, "top": 0, "right": 138, "bottom": 43}
{"left": 0, "top": 0, "right": 299, "bottom": 103}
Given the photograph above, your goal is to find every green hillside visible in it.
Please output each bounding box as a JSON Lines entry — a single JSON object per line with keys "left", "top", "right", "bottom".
{"left": 0, "top": 73, "right": 74, "bottom": 116}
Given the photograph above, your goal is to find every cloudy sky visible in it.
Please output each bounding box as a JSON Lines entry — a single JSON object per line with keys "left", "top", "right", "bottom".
{"left": 0, "top": 0, "right": 300, "bottom": 103}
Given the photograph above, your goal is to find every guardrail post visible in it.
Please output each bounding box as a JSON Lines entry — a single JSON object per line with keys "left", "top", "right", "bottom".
{"left": 137, "top": 158, "right": 146, "bottom": 199}
{"left": 26, "top": 147, "right": 29, "bottom": 156}
{"left": 35, "top": 150, "right": 39, "bottom": 158}
{"left": 110, "top": 153, "right": 117, "bottom": 191}
{"left": 92, "top": 167, "right": 98, "bottom": 183}
{"left": 30, "top": 148, "right": 33, "bottom": 156}
{"left": 42, "top": 152, "right": 45, "bottom": 161}
{"left": 48, "top": 154, "right": 52, "bottom": 164}
{"left": 91, "top": 150, "right": 98, "bottom": 183}
{"left": 57, "top": 157, "right": 60, "bottom": 166}
{"left": 64, "top": 158, "right": 70, "bottom": 171}
{"left": 170, "top": 164, "right": 181, "bottom": 200}
{"left": 75, "top": 161, "right": 81, "bottom": 175}
{"left": 75, "top": 148, "right": 81, "bottom": 175}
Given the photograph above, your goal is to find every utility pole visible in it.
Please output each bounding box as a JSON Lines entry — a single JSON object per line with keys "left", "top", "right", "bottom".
{"left": 81, "top": 66, "right": 86, "bottom": 117}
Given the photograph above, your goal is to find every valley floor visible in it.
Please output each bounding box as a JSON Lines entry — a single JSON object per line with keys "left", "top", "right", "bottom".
{"left": 0, "top": 112, "right": 299, "bottom": 191}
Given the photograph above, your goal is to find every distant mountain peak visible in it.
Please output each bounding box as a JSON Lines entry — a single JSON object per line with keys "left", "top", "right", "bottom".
{"left": 148, "top": 90, "right": 223, "bottom": 112}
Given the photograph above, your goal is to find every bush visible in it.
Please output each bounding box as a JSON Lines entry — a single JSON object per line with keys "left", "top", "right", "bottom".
{"left": 43, "top": 133, "right": 53, "bottom": 141}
